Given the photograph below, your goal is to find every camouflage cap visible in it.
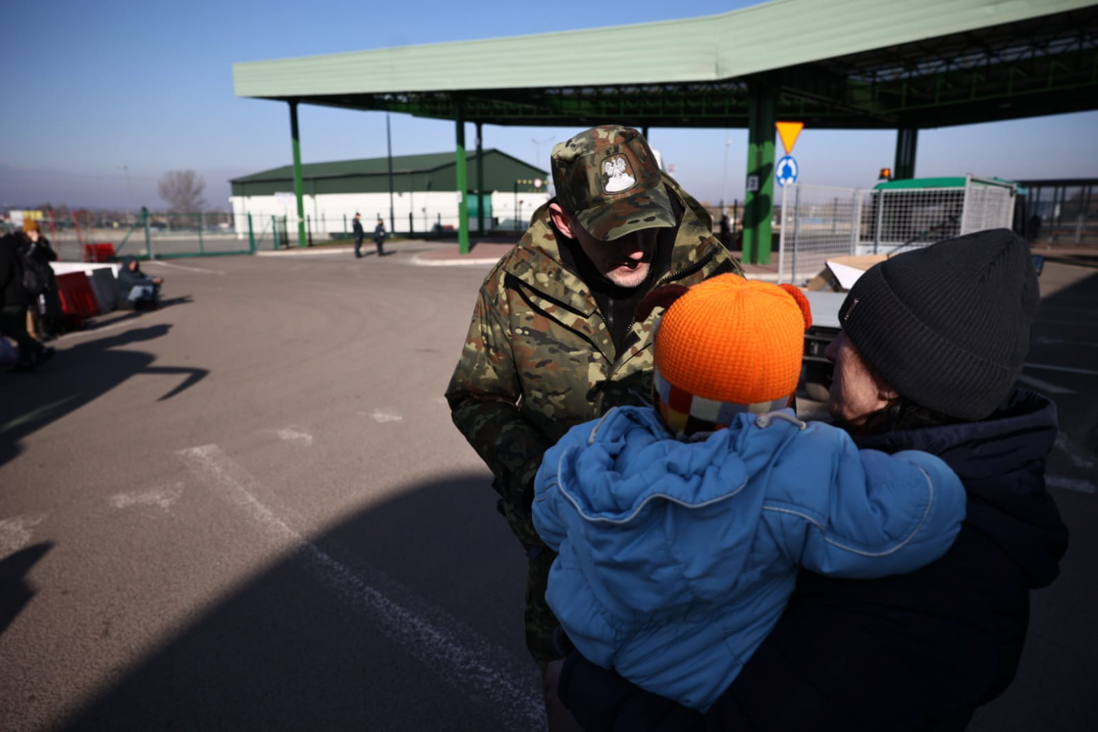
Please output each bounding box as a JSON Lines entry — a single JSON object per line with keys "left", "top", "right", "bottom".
{"left": 551, "top": 125, "right": 676, "bottom": 242}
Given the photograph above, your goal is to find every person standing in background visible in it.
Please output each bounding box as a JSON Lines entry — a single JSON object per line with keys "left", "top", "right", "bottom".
{"left": 352, "top": 213, "right": 365, "bottom": 258}
{"left": 19, "top": 219, "right": 61, "bottom": 340}
{"left": 0, "top": 233, "right": 53, "bottom": 372}
{"left": 373, "top": 218, "right": 387, "bottom": 257}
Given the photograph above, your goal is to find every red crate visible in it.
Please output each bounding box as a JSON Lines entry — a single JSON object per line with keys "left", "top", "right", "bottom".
{"left": 83, "top": 243, "right": 116, "bottom": 262}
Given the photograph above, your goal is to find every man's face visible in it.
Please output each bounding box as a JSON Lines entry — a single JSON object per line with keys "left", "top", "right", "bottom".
{"left": 571, "top": 222, "right": 658, "bottom": 288}
{"left": 824, "top": 331, "right": 895, "bottom": 426}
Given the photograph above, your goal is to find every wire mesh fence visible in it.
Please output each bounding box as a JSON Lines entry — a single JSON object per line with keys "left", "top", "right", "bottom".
{"left": 777, "top": 184, "right": 862, "bottom": 285}
{"left": 779, "top": 178, "right": 1019, "bottom": 284}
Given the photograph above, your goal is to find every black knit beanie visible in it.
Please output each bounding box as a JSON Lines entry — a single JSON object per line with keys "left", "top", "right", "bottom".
{"left": 839, "top": 228, "right": 1039, "bottom": 421}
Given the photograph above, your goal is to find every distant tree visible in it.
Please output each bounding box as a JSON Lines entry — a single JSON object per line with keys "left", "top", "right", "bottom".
{"left": 158, "top": 170, "right": 207, "bottom": 212}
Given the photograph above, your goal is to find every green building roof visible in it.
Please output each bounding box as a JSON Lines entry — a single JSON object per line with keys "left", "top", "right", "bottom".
{"left": 231, "top": 149, "right": 548, "bottom": 197}
{"left": 875, "top": 176, "right": 1025, "bottom": 193}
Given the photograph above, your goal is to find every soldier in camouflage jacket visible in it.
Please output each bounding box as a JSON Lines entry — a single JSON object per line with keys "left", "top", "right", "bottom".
{"left": 445, "top": 126, "right": 742, "bottom": 678}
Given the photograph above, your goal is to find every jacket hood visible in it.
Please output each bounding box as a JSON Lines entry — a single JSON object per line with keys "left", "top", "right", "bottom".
{"left": 549, "top": 407, "right": 752, "bottom": 615}
{"left": 856, "top": 388, "right": 1067, "bottom": 588}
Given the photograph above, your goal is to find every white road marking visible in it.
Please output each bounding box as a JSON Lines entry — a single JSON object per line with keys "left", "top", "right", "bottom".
{"left": 57, "top": 317, "right": 145, "bottom": 340}
{"left": 1023, "top": 362, "right": 1098, "bottom": 376}
{"left": 175, "top": 444, "right": 544, "bottom": 729}
{"left": 108, "top": 483, "right": 184, "bottom": 511}
{"left": 272, "top": 428, "right": 314, "bottom": 446}
{"left": 0, "top": 513, "right": 47, "bottom": 560}
{"left": 144, "top": 261, "right": 224, "bottom": 275}
{"left": 1016, "top": 374, "right": 1076, "bottom": 394}
{"left": 1047, "top": 475, "right": 1097, "bottom": 494}
{"left": 369, "top": 409, "right": 403, "bottom": 423}
{"left": 1033, "top": 336, "right": 1098, "bottom": 349}
{"left": 0, "top": 396, "right": 77, "bottom": 434}
{"left": 1055, "top": 433, "right": 1096, "bottom": 470}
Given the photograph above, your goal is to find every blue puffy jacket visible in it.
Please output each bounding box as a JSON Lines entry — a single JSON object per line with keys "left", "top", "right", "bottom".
{"left": 534, "top": 405, "right": 965, "bottom": 711}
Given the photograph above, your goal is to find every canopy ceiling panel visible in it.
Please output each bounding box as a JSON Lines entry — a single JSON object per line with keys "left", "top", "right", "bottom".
{"left": 233, "top": 0, "right": 1098, "bottom": 131}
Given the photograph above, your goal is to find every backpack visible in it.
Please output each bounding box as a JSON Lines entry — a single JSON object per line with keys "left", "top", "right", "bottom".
{"left": 19, "top": 248, "right": 49, "bottom": 297}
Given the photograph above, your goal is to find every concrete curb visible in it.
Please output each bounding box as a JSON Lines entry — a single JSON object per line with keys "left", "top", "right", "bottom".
{"left": 743, "top": 272, "right": 783, "bottom": 282}
{"left": 250, "top": 241, "right": 787, "bottom": 280}
{"left": 409, "top": 254, "right": 504, "bottom": 267}
{"left": 255, "top": 247, "right": 352, "bottom": 257}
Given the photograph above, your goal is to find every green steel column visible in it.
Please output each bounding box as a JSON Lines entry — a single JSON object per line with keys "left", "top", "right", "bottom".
{"left": 247, "top": 213, "right": 255, "bottom": 253}
{"left": 476, "top": 121, "right": 485, "bottom": 236}
{"left": 454, "top": 97, "right": 470, "bottom": 255}
{"left": 197, "top": 212, "right": 204, "bottom": 254}
{"left": 742, "top": 82, "right": 776, "bottom": 265}
{"left": 288, "top": 101, "right": 307, "bottom": 247}
{"left": 894, "top": 128, "right": 918, "bottom": 181}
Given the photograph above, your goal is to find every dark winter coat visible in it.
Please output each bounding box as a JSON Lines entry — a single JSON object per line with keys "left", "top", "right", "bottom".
{"left": 0, "top": 234, "right": 30, "bottom": 307}
{"left": 21, "top": 233, "right": 59, "bottom": 296}
{"left": 116, "top": 255, "right": 157, "bottom": 296}
{"left": 558, "top": 388, "right": 1068, "bottom": 732}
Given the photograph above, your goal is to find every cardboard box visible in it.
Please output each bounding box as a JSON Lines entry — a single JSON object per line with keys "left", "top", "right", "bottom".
{"left": 805, "top": 254, "right": 888, "bottom": 292}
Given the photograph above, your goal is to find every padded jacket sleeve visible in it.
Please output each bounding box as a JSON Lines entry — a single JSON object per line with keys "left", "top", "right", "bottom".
{"left": 777, "top": 445, "right": 966, "bottom": 578}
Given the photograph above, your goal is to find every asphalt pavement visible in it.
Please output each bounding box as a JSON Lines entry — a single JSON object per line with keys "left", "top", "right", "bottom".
{"left": 1, "top": 241, "right": 1095, "bottom": 731}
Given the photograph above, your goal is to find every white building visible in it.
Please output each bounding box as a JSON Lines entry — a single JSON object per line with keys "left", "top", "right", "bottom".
{"left": 229, "top": 150, "right": 550, "bottom": 239}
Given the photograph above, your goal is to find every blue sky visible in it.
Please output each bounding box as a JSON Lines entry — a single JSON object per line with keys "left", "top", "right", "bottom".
{"left": 3, "top": 0, "right": 1096, "bottom": 211}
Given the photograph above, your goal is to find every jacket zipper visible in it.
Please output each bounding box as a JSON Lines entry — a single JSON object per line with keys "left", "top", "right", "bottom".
{"left": 616, "top": 251, "right": 716, "bottom": 353}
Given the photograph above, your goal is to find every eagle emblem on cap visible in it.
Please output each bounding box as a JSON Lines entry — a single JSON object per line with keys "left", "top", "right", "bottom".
{"left": 602, "top": 155, "right": 637, "bottom": 193}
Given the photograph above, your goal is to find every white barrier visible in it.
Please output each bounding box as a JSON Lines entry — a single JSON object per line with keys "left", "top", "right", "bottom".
{"left": 50, "top": 262, "right": 122, "bottom": 314}
{"left": 50, "top": 262, "right": 121, "bottom": 278}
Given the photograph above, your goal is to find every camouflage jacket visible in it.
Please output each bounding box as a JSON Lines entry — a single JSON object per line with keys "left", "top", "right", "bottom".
{"left": 445, "top": 174, "right": 742, "bottom": 548}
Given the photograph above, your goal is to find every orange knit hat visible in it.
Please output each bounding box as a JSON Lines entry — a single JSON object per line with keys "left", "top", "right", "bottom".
{"left": 651, "top": 274, "right": 812, "bottom": 436}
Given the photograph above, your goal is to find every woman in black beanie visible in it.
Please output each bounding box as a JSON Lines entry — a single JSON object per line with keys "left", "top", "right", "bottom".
{"left": 555, "top": 228, "right": 1069, "bottom": 732}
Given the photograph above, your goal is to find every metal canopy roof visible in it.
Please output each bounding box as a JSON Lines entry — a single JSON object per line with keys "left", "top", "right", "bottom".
{"left": 233, "top": 0, "right": 1098, "bottom": 130}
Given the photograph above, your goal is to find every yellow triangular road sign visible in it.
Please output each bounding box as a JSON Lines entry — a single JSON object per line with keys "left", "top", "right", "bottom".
{"left": 776, "top": 121, "right": 804, "bottom": 155}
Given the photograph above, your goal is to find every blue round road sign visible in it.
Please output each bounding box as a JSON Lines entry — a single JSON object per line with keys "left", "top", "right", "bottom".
{"left": 776, "top": 155, "right": 799, "bottom": 187}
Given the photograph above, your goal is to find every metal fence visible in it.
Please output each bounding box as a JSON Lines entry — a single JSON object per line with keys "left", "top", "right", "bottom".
{"left": 777, "top": 184, "right": 862, "bottom": 286}
{"left": 3, "top": 202, "right": 550, "bottom": 261}
{"left": 1018, "top": 179, "right": 1098, "bottom": 245}
{"left": 3, "top": 210, "right": 251, "bottom": 261}
{"left": 779, "top": 177, "right": 1018, "bottom": 284}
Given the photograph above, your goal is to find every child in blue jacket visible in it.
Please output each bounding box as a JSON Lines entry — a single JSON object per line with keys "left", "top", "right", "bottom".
{"left": 533, "top": 275, "right": 965, "bottom": 712}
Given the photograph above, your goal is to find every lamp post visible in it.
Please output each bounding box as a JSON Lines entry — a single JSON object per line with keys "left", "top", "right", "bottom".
{"left": 386, "top": 113, "right": 396, "bottom": 235}
{"left": 532, "top": 136, "right": 554, "bottom": 166}
{"left": 722, "top": 132, "right": 731, "bottom": 216}
{"left": 120, "top": 165, "right": 133, "bottom": 221}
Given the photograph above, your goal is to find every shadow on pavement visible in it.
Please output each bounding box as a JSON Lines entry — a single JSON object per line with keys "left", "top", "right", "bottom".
{"left": 0, "top": 542, "right": 53, "bottom": 636}
{"left": 0, "top": 323, "right": 208, "bottom": 468}
{"left": 53, "top": 472, "right": 541, "bottom": 732}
